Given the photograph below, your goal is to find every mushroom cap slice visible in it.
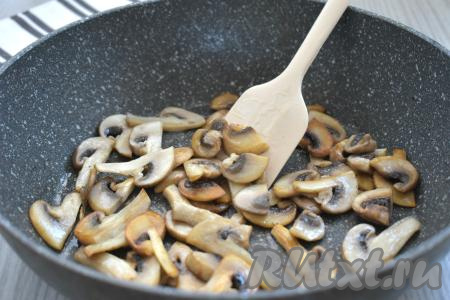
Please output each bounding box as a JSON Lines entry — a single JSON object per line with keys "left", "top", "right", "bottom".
{"left": 134, "top": 147, "right": 175, "bottom": 187}
{"left": 204, "top": 117, "right": 228, "bottom": 133}
{"left": 160, "top": 107, "right": 206, "bottom": 131}
{"left": 126, "top": 251, "right": 160, "bottom": 286}
{"left": 344, "top": 133, "right": 377, "bottom": 154}
{"left": 273, "top": 170, "right": 320, "bottom": 198}
{"left": 165, "top": 210, "right": 193, "bottom": 242}
{"left": 342, "top": 223, "right": 376, "bottom": 262}
{"left": 233, "top": 184, "right": 270, "bottom": 215}
{"left": 299, "top": 119, "right": 334, "bottom": 158}
{"left": 183, "top": 158, "right": 222, "bottom": 182}
{"left": 223, "top": 123, "right": 269, "bottom": 155}
{"left": 205, "top": 109, "right": 228, "bottom": 129}
{"left": 154, "top": 169, "right": 187, "bottom": 193}
{"left": 309, "top": 111, "right": 347, "bottom": 143}
{"left": 210, "top": 92, "right": 239, "bottom": 110}
{"left": 129, "top": 121, "right": 163, "bottom": 156}
{"left": 75, "top": 189, "right": 150, "bottom": 244}
{"left": 74, "top": 247, "right": 137, "bottom": 280}
{"left": 229, "top": 213, "right": 246, "bottom": 224}
{"left": 125, "top": 211, "right": 166, "bottom": 256}
{"left": 191, "top": 129, "right": 222, "bottom": 158}
{"left": 88, "top": 177, "right": 134, "bottom": 215}
{"left": 241, "top": 200, "right": 297, "bottom": 228}
{"left": 372, "top": 172, "right": 416, "bottom": 208}
{"left": 355, "top": 171, "right": 375, "bottom": 191}
{"left": 370, "top": 156, "right": 419, "bottom": 193}
{"left": 329, "top": 139, "right": 348, "bottom": 163}
{"left": 126, "top": 113, "right": 161, "bottom": 127}
{"left": 190, "top": 200, "right": 230, "bottom": 213}
{"left": 174, "top": 147, "right": 194, "bottom": 167}
{"left": 114, "top": 127, "right": 133, "bottom": 158}
{"left": 289, "top": 210, "right": 325, "bottom": 241}
{"left": 311, "top": 171, "right": 358, "bottom": 214}
{"left": 168, "top": 242, "right": 204, "bottom": 291}
{"left": 178, "top": 178, "right": 226, "bottom": 202}
{"left": 99, "top": 114, "right": 128, "bottom": 139}
{"left": 221, "top": 153, "right": 269, "bottom": 184}
{"left": 308, "top": 161, "right": 352, "bottom": 177}
{"left": 73, "top": 137, "right": 114, "bottom": 170}
{"left": 291, "top": 196, "right": 321, "bottom": 214}
{"left": 29, "top": 193, "right": 82, "bottom": 251}
{"left": 186, "top": 251, "right": 220, "bottom": 282}
{"left": 347, "top": 153, "right": 374, "bottom": 173}
{"left": 352, "top": 188, "right": 393, "bottom": 226}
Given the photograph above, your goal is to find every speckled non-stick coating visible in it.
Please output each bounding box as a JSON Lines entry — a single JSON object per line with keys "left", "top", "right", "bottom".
{"left": 0, "top": 0, "right": 449, "bottom": 299}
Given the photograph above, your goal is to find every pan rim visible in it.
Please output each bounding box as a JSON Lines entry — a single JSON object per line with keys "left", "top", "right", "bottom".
{"left": 0, "top": 0, "right": 449, "bottom": 298}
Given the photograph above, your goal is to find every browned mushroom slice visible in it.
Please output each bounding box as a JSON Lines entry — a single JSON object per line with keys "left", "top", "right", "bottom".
{"left": 344, "top": 133, "right": 377, "bottom": 154}
{"left": 309, "top": 111, "right": 347, "bottom": 142}
{"left": 308, "top": 161, "right": 352, "bottom": 176}
{"left": 210, "top": 92, "right": 239, "bottom": 110}
{"left": 129, "top": 121, "right": 162, "bottom": 156}
{"left": 223, "top": 123, "right": 269, "bottom": 155}
{"left": 191, "top": 200, "right": 230, "bottom": 213}
{"left": 233, "top": 184, "right": 270, "bottom": 215}
{"left": 154, "top": 169, "right": 187, "bottom": 193}
{"left": 168, "top": 242, "right": 204, "bottom": 290}
{"left": 147, "top": 227, "right": 179, "bottom": 278}
{"left": 88, "top": 178, "right": 134, "bottom": 215}
{"left": 221, "top": 153, "right": 268, "bottom": 184}
{"left": 191, "top": 129, "right": 222, "bottom": 158}
{"left": 309, "top": 155, "right": 333, "bottom": 168}
{"left": 374, "top": 148, "right": 388, "bottom": 157}
{"left": 355, "top": 171, "right": 375, "bottom": 191}
{"left": 184, "top": 158, "right": 221, "bottom": 181}
{"left": 342, "top": 224, "right": 376, "bottom": 262}
{"left": 241, "top": 200, "right": 297, "bottom": 228}
{"left": 73, "top": 137, "right": 114, "bottom": 170}
{"left": 204, "top": 109, "right": 228, "bottom": 129}
{"left": 201, "top": 255, "right": 254, "bottom": 293}
{"left": 346, "top": 153, "right": 374, "bottom": 173}
{"left": 352, "top": 188, "right": 392, "bottom": 226}
{"left": 186, "top": 251, "right": 220, "bottom": 281}
{"left": 370, "top": 156, "right": 419, "bottom": 192}
{"left": 373, "top": 172, "right": 416, "bottom": 208}
{"left": 271, "top": 225, "right": 308, "bottom": 268}
{"left": 165, "top": 210, "right": 192, "bottom": 242}
{"left": 29, "top": 193, "right": 82, "bottom": 251}
{"left": 114, "top": 127, "right": 133, "bottom": 158}
{"left": 273, "top": 170, "right": 320, "bottom": 198}
{"left": 306, "top": 103, "right": 326, "bottom": 113}
{"left": 74, "top": 247, "right": 137, "bottom": 280}
{"left": 125, "top": 211, "right": 165, "bottom": 256}
{"left": 126, "top": 251, "right": 160, "bottom": 286}
{"left": 289, "top": 210, "right": 325, "bottom": 241}
{"left": 216, "top": 179, "right": 232, "bottom": 204}
{"left": 204, "top": 117, "right": 228, "bottom": 133}
{"left": 186, "top": 218, "right": 253, "bottom": 264}
{"left": 174, "top": 147, "right": 194, "bottom": 167}
{"left": 392, "top": 147, "right": 407, "bottom": 159}
{"left": 299, "top": 119, "right": 333, "bottom": 158}
{"left": 291, "top": 196, "right": 321, "bottom": 214}
{"left": 125, "top": 113, "right": 161, "bottom": 127}
{"left": 178, "top": 178, "right": 225, "bottom": 202}
{"left": 329, "top": 139, "right": 348, "bottom": 162}
{"left": 160, "top": 107, "right": 206, "bottom": 131}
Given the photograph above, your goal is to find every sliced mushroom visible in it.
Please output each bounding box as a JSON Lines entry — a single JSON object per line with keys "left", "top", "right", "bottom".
{"left": 84, "top": 234, "right": 128, "bottom": 257}
{"left": 72, "top": 137, "right": 114, "bottom": 170}
{"left": 289, "top": 210, "right": 325, "bottom": 241}
{"left": 160, "top": 107, "right": 206, "bottom": 132}
{"left": 223, "top": 123, "right": 269, "bottom": 155}
{"left": 291, "top": 197, "right": 321, "bottom": 214}
{"left": 165, "top": 210, "right": 193, "bottom": 242}
{"left": 309, "top": 111, "right": 347, "bottom": 142}
{"left": 186, "top": 218, "right": 253, "bottom": 264}
{"left": 352, "top": 188, "right": 392, "bottom": 226}
{"left": 309, "top": 155, "right": 333, "bottom": 168}
{"left": 355, "top": 170, "right": 375, "bottom": 191}
{"left": 216, "top": 179, "right": 232, "bottom": 204}
{"left": 392, "top": 147, "right": 407, "bottom": 159}
{"left": 205, "top": 109, "right": 228, "bottom": 129}
{"left": 374, "top": 148, "right": 388, "bottom": 157}
{"left": 347, "top": 153, "right": 374, "bottom": 173}
{"left": 126, "top": 113, "right": 161, "bottom": 127}
{"left": 370, "top": 156, "right": 419, "bottom": 193}
{"left": 372, "top": 172, "right": 416, "bottom": 207}
{"left": 210, "top": 92, "right": 239, "bottom": 110}
{"left": 344, "top": 133, "right": 377, "bottom": 154}
{"left": 154, "top": 169, "right": 187, "bottom": 193}
{"left": 233, "top": 184, "right": 270, "bottom": 215}
{"left": 191, "top": 129, "right": 222, "bottom": 158}
{"left": 228, "top": 180, "right": 249, "bottom": 199}
{"left": 184, "top": 158, "right": 221, "bottom": 181}
{"left": 241, "top": 200, "right": 297, "bottom": 228}
{"left": 129, "top": 121, "right": 162, "bottom": 156}
{"left": 329, "top": 139, "right": 348, "bottom": 162}
{"left": 126, "top": 251, "right": 160, "bottom": 286}
{"left": 273, "top": 170, "right": 320, "bottom": 198}
{"left": 147, "top": 227, "right": 179, "bottom": 278}
{"left": 308, "top": 161, "right": 352, "bottom": 177}
{"left": 299, "top": 119, "right": 334, "bottom": 158}
{"left": 191, "top": 200, "right": 230, "bottom": 213}
{"left": 201, "top": 255, "right": 254, "bottom": 293}
{"left": 230, "top": 213, "right": 246, "bottom": 224}
{"left": 99, "top": 114, "right": 127, "bottom": 138}
{"left": 88, "top": 178, "right": 134, "bottom": 215}
{"left": 221, "top": 153, "right": 268, "bottom": 184}
{"left": 74, "top": 247, "right": 137, "bottom": 280}
{"left": 306, "top": 104, "right": 326, "bottom": 113}
{"left": 115, "top": 128, "right": 133, "bottom": 158}
{"left": 125, "top": 211, "right": 165, "bottom": 256}
{"left": 174, "top": 147, "right": 194, "bottom": 167}
{"left": 168, "top": 242, "right": 204, "bottom": 290}
{"left": 29, "top": 193, "right": 82, "bottom": 250}
{"left": 271, "top": 224, "right": 308, "bottom": 268}
{"left": 204, "top": 117, "right": 228, "bottom": 133}
{"left": 342, "top": 223, "right": 377, "bottom": 262}
{"left": 178, "top": 178, "right": 226, "bottom": 202}
{"left": 186, "top": 251, "right": 220, "bottom": 281}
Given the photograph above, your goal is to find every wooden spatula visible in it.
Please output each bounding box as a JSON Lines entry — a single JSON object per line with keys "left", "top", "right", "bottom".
{"left": 225, "top": 0, "right": 348, "bottom": 185}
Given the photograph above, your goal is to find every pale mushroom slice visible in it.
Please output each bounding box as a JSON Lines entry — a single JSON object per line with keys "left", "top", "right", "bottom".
{"left": 126, "top": 251, "right": 160, "bottom": 286}
{"left": 204, "top": 117, "right": 228, "bottom": 133}
{"left": 88, "top": 177, "right": 134, "bottom": 215}
{"left": 233, "top": 184, "right": 270, "bottom": 215}
{"left": 352, "top": 188, "right": 393, "bottom": 226}
{"left": 174, "top": 147, "right": 194, "bottom": 167}
{"left": 168, "top": 242, "right": 204, "bottom": 291}
{"left": 223, "top": 123, "right": 269, "bottom": 155}
{"left": 126, "top": 113, "right": 161, "bottom": 127}
{"left": 273, "top": 169, "right": 320, "bottom": 198}
{"left": 165, "top": 210, "right": 193, "bottom": 242}
{"left": 125, "top": 211, "right": 165, "bottom": 256}
{"left": 342, "top": 223, "right": 377, "bottom": 262}
{"left": 308, "top": 110, "right": 347, "bottom": 143}
{"left": 154, "top": 169, "right": 187, "bottom": 193}
{"left": 299, "top": 119, "right": 334, "bottom": 158}
{"left": 183, "top": 158, "right": 222, "bottom": 182}
{"left": 29, "top": 192, "right": 82, "bottom": 251}
{"left": 115, "top": 127, "right": 133, "bottom": 158}
{"left": 204, "top": 109, "right": 228, "bottom": 128}
{"left": 229, "top": 212, "right": 246, "bottom": 224}
{"left": 160, "top": 107, "right": 206, "bottom": 131}
{"left": 186, "top": 218, "right": 253, "bottom": 264}
{"left": 344, "top": 133, "right": 377, "bottom": 154}
{"left": 178, "top": 178, "right": 226, "bottom": 202}
{"left": 346, "top": 153, "right": 374, "bottom": 173}
{"left": 129, "top": 121, "right": 163, "bottom": 156}
{"left": 191, "top": 129, "right": 222, "bottom": 158}
{"left": 72, "top": 137, "right": 114, "bottom": 170}
{"left": 186, "top": 251, "right": 220, "bottom": 281}
{"left": 289, "top": 210, "right": 325, "bottom": 242}
{"left": 74, "top": 247, "right": 137, "bottom": 280}
{"left": 308, "top": 161, "right": 352, "bottom": 176}
{"left": 210, "top": 92, "right": 239, "bottom": 110}
{"left": 291, "top": 196, "right": 321, "bottom": 214}
{"left": 191, "top": 200, "right": 230, "bottom": 214}
{"left": 99, "top": 114, "right": 128, "bottom": 138}
{"left": 241, "top": 200, "right": 297, "bottom": 228}
{"left": 221, "top": 153, "right": 269, "bottom": 184}
{"left": 370, "top": 156, "right": 419, "bottom": 193}
{"left": 147, "top": 227, "right": 179, "bottom": 278}
{"left": 201, "top": 255, "right": 254, "bottom": 293}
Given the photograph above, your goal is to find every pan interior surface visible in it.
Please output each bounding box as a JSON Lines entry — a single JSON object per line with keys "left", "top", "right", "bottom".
{"left": 0, "top": 0, "right": 449, "bottom": 297}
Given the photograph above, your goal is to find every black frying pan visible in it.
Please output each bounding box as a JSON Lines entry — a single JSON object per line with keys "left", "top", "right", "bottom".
{"left": 0, "top": 0, "right": 449, "bottom": 299}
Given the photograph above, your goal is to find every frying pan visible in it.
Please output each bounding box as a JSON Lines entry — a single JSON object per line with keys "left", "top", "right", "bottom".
{"left": 0, "top": 0, "right": 449, "bottom": 299}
